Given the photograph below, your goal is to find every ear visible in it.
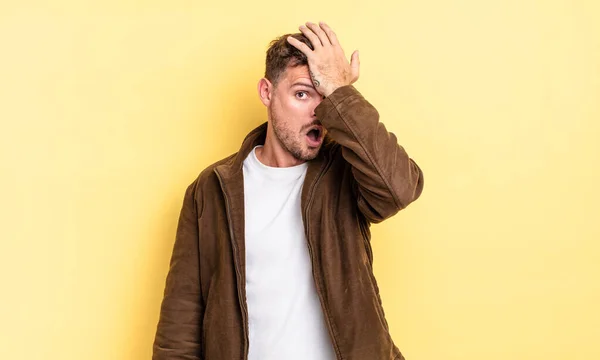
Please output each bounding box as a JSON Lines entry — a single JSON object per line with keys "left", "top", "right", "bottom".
{"left": 257, "top": 78, "right": 273, "bottom": 107}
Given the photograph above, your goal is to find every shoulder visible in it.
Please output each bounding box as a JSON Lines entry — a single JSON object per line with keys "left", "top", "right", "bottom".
{"left": 186, "top": 152, "right": 238, "bottom": 194}
{"left": 177, "top": 152, "right": 238, "bottom": 216}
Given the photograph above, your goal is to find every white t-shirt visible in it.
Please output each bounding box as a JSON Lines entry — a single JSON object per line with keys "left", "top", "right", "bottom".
{"left": 242, "top": 145, "right": 336, "bottom": 360}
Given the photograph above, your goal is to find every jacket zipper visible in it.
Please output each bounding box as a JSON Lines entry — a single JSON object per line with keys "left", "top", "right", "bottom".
{"left": 304, "top": 155, "right": 343, "bottom": 360}
{"left": 215, "top": 170, "right": 250, "bottom": 360}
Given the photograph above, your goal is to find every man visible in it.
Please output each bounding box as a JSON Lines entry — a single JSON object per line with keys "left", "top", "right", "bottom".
{"left": 153, "top": 22, "right": 424, "bottom": 360}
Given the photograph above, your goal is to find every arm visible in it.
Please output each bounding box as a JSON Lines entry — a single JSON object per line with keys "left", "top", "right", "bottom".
{"left": 288, "top": 21, "right": 423, "bottom": 223}
{"left": 316, "top": 85, "right": 423, "bottom": 223}
{"left": 153, "top": 182, "right": 204, "bottom": 359}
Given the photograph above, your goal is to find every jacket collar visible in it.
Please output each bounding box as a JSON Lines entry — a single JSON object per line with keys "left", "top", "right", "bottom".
{"left": 214, "top": 121, "right": 332, "bottom": 187}
{"left": 213, "top": 121, "right": 332, "bottom": 283}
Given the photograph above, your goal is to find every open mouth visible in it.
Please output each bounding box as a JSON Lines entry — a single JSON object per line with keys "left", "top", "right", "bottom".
{"left": 305, "top": 126, "right": 323, "bottom": 147}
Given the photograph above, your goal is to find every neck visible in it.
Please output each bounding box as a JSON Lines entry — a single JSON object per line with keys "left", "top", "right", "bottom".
{"left": 255, "top": 124, "right": 306, "bottom": 168}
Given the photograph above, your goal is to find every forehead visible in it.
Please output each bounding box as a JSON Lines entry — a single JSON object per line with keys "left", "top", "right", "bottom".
{"left": 278, "top": 64, "right": 311, "bottom": 85}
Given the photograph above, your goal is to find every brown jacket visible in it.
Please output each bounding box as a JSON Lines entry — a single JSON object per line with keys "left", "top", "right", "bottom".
{"left": 153, "top": 85, "right": 424, "bottom": 360}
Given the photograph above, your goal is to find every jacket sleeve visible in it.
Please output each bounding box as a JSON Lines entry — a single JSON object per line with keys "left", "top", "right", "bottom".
{"left": 153, "top": 181, "right": 204, "bottom": 359}
{"left": 315, "top": 85, "right": 424, "bottom": 223}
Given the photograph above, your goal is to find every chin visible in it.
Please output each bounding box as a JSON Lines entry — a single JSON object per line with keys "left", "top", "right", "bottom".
{"left": 301, "top": 147, "right": 321, "bottom": 161}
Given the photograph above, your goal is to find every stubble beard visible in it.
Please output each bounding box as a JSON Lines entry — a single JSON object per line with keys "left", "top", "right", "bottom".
{"left": 270, "top": 110, "right": 320, "bottom": 162}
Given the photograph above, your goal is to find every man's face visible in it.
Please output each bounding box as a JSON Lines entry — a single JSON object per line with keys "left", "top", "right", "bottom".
{"left": 268, "top": 64, "right": 326, "bottom": 161}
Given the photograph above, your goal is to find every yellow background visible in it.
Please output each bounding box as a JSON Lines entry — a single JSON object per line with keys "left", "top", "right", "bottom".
{"left": 1, "top": 1, "right": 599, "bottom": 359}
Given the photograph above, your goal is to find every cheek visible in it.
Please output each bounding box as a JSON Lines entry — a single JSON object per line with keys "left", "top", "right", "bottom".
{"left": 287, "top": 98, "right": 317, "bottom": 118}
{"left": 281, "top": 97, "right": 303, "bottom": 111}
{"left": 278, "top": 98, "right": 310, "bottom": 123}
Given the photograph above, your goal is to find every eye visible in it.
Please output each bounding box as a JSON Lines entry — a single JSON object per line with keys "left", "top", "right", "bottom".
{"left": 296, "top": 91, "right": 308, "bottom": 99}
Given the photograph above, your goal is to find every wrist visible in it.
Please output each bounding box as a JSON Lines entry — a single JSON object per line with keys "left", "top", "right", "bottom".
{"left": 322, "top": 84, "right": 344, "bottom": 98}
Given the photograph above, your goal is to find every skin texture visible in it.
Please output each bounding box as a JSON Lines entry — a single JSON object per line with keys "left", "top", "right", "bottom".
{"left": 256, "top": 22, "right": 360, "bottom": 168}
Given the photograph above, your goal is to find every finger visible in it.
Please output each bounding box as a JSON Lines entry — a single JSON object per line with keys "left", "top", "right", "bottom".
{"left": 299, "top": 24, "right": 323, "bottom": 48}
{"left": 350, "top": 50, "right": 360, "bottom": 82}
{"left": 318, "top": 22, "right": 339, "bottom": 46}
{"left": 287, "top": 36, "right": 314, "bottom": 56}
{"left": 305, "top": 21, "right": 330, "bottom": 47}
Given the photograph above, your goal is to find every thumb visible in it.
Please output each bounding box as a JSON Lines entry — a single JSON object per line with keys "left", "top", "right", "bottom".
{"left": 350, "top": 50, "right": 360, "bottom": 82}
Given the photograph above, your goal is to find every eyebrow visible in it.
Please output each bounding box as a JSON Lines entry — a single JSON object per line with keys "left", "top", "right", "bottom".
{"left": 291, "top": 82, "right": 315, "bottom": 89}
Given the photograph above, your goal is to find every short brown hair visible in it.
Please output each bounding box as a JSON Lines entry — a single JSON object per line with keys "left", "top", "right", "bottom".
{"left": 265, "top": 33, "right": 314, "bottom": 86}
